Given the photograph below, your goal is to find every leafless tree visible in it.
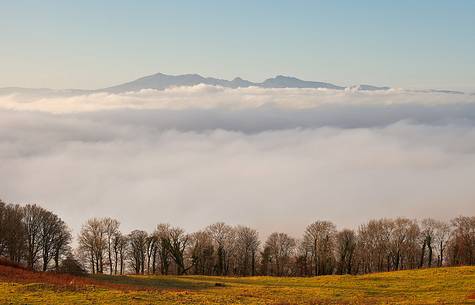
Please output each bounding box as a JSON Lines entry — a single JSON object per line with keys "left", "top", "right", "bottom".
{"left": 145, "top": 234, "right": 158, "bottom": 274}
{"left": 39, "top": 210, "right": 71, "bottom": 271}
{"left": 78, "top": 218, "right": 107, "bottom": 274}
{"left": 0, "top": 201, "right": 24, "bottom": 263}
{"left": 112, "top": 232, "right": 128, "bottom": 275}
{"left": 22, "top": 204, "right": 45, "bottom": 269}
{"left": 128, "top": 230, "right": 148, "bottom": 274}
{"left": 336, "top": 229, "right": 357, "bottom": 274}
{"left": 206, "top": 222, "right": 235, "bottom": 275}
{"left": 304, "top": 221, "right": 337, "bottom": 275}
{"left": 103, "top": 218, "right": 120, "bottom": 275}
{"left": 389, "top": 218, "right": 419, "bottom": 271}
{"left": 357, "top": 219, "right": 393, "bottom": 273}
{"left": 52, "top": 222, "right": 72, "bottom": 271}
{"left": 264, "top": 232, "right": 296, "bottom": 276}
{"left": 234, "top": 226, "right": 260, "bottom": 276}
{"left": 189, "top": 230, "right": 214, "bottom": 275}
{"left": 294, "top": 239, "right": 311, "bottom": 276}
{"left": 154, "top": 224, "right": 171, "bottom": 275}
{"left": 448, "top": 216, "right": 475, "bottom": 266}
{"left": 433, "top": 220, "right": 451, "bottom": 266}
{"left": 163, "top": 226, "right": 191, "bottom": 275}
{"left": 420, "top": 218, "right": 437, "bottom": 268}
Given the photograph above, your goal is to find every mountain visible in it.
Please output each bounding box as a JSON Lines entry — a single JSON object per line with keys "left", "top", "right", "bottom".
{"left": 260, "top": 75, "right": 344, "bottom": 90}
{"left": 409, "top": 89, "right": 465, "bottom": 95}
{"left": 101, "top": 73, "right": 344, "bottom": 93}
{"left": 349, "top": 84, "right": 391, "bottom": 91}
{"left": 1, "top": 73, "right": 467, "bottom": 95}
{"left": 102, "top": 73, "right": 221, "bottom": 92}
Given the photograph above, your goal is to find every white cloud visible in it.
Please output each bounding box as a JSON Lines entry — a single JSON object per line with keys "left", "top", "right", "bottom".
{"left": 0, "top": 87, "right": 475, "bottom": 238}
{"left": 1, "top": 86, "right": 474, "bottom": 113}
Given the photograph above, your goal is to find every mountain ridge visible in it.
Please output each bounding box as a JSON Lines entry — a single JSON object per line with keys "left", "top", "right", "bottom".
{"left": 101, "top": 72, "right": 347, "bottom": 93}
{"left": 0, "top": 73, "right": 467, "bottom": 95}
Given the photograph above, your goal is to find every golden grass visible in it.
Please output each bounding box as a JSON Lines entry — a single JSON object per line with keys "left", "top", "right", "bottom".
{"left": 0, "top": 266, "right": 474, "bottom": 304}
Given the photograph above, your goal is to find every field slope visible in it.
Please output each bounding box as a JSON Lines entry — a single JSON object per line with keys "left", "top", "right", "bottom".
{"left": 0, "top": 264, "right": 474, "bottom": 304}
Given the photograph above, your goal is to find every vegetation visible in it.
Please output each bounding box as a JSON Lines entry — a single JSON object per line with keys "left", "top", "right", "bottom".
{"left": 0, "top": 200, "right": 71, "bottom": 271}
{"left": 74, "top": 215, "right": 475, "bottom": 277}
{"left": 0, "top": 261, "right": 474, "bottom": 304}
{"left": 1, "top": 199, "right": 475, "bottom": 277}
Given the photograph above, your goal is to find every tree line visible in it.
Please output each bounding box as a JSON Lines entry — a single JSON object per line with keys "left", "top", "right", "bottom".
{"left": 1, "top": 199, "right": 474, "bottom": 276}
{"left": 0, "top": 201, "right": 71, "bottom": 271}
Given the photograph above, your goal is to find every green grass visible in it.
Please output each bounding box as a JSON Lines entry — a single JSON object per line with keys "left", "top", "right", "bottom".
{"left": 1, "top": 266, "right": 474, "bottom": 304}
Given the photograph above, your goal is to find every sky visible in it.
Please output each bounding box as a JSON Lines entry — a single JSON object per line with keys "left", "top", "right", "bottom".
{"left": 1, "top": 1, "right": 475, "bottom": 238}
{"left": 1, "top": 0, "right": 474, "bottom": 90}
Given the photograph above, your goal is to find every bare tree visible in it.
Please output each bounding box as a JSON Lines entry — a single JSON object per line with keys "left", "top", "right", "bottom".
{"left": 304, "top": 221, "right": 337, "bottom": 275}
{"left": 163, "top": 226, "right": 191, "bottom": 275}
{"left": 448, "top": 216, "right": 475, "bottom": 266}
{"left": 0, "top": 202, "right": 24, "bottom": 263}
{"left": 433, "top": 220, "right": 451, "bottom": 267}
{"left": 389, "top": 218, "right": 419, "bottom": 271}
{"left": 295, "top": 239, "right": 311, "bottom": 276}
{"left": 264, "top": 232, "right": 296, "bottom": 276}
{"left": 336, "top": 229, "right": 356, "bottom": 274}
{"left": 234, "top": 226, "right": 260, "bottom": 276}
{"left": 420, "top": 218, "right": 437, "bottom": 268}
{"left": 189, "top": 230, "right": 214, "bottom": 275}
{"left": 102, "top": 218, "right": 120, "bottom": 275}
{"left": 22, "top": 204, "right": 44, "bottom": 269}
{"left": 155, "top": 224, "right": 171, "bottom": 275}
{"left": 128, "top": 230, "right": 148, "bottom": 274}
{"left": 78, "top": 218, "right": 107, "bottom": 274}
{"left": 52, "top": 222, "right": 71, "bottom": 271}
{"left": 39, "top": 211, "right": 71, "bottom": 271}
{"left": 145, "top": 234, "right": 158, "bottom": 274}
{"left": 357, "top": 219, "right": 393, "bottom": 273}
{"left": 206, "top": 222, "right": 235, "bottom": 275}
{"left": 112, "top": 232, "right": 128, "bottom": 275}
{"left": 0, "top": 200, "right": 6, "bottom": 256}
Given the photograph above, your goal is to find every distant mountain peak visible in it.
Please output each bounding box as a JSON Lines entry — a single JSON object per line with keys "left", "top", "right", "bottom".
{"left": 260, "top": 75, "right": 344, "bottom": 90}
{"left": 101, "top": 73, "right": 346, "bottom": 92}
{"left": 349, "top": 84, "right": 391, "bottom": 91}
{"left": 275, "top": 75, "right": 297, "bottom": 80}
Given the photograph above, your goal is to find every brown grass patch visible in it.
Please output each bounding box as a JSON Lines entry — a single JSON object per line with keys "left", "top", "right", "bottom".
{"left": 0, "top": 260, "right": 152, "bottom": 292}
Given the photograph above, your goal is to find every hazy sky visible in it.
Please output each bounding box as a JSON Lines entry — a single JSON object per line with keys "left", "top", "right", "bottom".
{"left": 1, "top": 0, "right": 474, "bottom": 90}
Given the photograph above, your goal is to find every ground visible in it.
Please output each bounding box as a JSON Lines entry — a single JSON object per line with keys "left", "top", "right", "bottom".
{"left": 0, "top": 264, "right": 474, "bottom": 304}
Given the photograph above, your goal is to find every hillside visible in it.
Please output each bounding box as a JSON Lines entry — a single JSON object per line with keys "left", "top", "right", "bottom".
{"left": 0, "top": 263, "right": 474, "bottom": 304}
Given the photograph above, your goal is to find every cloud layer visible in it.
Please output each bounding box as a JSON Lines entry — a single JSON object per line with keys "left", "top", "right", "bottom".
{"left": 1, "top": 87, "right": 475, "bottom": 237}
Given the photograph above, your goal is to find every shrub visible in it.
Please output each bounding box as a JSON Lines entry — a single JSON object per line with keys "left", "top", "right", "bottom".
{"left": 58, "top": 255, "right": 87, "bottom": 276}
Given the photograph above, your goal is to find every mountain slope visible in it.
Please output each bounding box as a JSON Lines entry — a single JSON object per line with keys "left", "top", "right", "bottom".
{"left": 260, "top": 75, "right": 344, "bottom": 89}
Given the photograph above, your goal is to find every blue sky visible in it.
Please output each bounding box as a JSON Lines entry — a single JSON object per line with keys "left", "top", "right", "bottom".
{"left": 1, "top": 0, "right": 474, "bottom": 90}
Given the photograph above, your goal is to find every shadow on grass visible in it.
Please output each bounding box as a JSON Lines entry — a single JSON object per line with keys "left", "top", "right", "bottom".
{"left": 90, "top": 274, "right": 216, "bottom": 291}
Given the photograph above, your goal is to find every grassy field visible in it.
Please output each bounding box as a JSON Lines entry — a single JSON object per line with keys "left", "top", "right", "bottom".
{"left": 0, "top": 264, "right": 474, "bottom": 304}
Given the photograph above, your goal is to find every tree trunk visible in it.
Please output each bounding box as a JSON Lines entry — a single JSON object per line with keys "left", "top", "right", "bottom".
{"left": 428, "top": 244, "right": 433, "bottom": 267}
{"left": 419, "top": 241, "right": 426, "bottom": 268}
{"left": 439, "top": 241, "right": 444, "bottom": 267}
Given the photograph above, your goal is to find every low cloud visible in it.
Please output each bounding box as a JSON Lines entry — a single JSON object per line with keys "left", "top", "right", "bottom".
{"left": 0, "top": 87, "right": 475, "bottom": 237}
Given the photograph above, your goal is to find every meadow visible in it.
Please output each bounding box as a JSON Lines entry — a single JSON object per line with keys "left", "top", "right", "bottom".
{"left": 0, "top": 263, "right": 474, "bottom": 304}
